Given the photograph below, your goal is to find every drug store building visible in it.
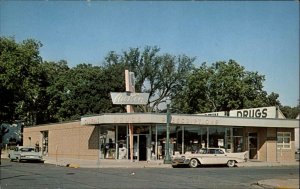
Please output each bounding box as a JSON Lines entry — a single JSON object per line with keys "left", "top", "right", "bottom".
{"left": 23, "top": 106, "right": 299, "bottom": 163}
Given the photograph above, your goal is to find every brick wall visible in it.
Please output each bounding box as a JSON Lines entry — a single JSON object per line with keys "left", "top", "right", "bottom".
{"left": 23, "top": 121, "right": 99, "bottom": 160}
{"left": 243, "top": 127, "right": 296, "bottom": 162}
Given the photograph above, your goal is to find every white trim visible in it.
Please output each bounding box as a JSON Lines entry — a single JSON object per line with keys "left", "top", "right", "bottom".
{"left": 81, "top": 113, "right": 299, "bottom": 128}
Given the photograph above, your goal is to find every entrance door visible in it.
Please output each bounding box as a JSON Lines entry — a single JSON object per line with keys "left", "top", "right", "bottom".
{"left": 248, "top": 133, "right": 258, "bottom": 159}
{"left": 139, "top": 135, "right": 147, "bottom": 161}
{"left": 133, "top": 134, "right": 147, "bottom": 161}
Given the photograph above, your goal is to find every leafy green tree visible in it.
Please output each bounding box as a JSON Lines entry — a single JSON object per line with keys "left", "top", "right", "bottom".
{"left": 173, "top": 60, "right": 281, "bottom": 113}
{"left": 40, "top": 60, "right": 70, "bottom": 122}
{"left": 44, "top": 61, "right": 126, "bottom": 121}
{"left": 0, "top": 37, "right": 44, "bottom": 125}
{"left": 103, "top": 46, "right": 195, "bottom": 112}
{"left": 280, "top": 105, "right": 299, "bottom": 119}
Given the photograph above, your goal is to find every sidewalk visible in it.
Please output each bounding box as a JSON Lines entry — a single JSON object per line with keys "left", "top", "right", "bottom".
{"left": 43, "top": 156, "right": 172, "bottom": 168}
{"left": 257, "top": 179, "right": 299, "bottom": 189}
{"left": 43, "top": 156, "right": 299, "bottom": 168}
{"left": 237, "top": 159, "right": 300, "bottom": 167}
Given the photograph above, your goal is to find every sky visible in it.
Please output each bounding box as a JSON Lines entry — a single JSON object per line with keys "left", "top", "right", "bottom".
{"left": 0, "top": 1, "right": 299, "bottom": 107}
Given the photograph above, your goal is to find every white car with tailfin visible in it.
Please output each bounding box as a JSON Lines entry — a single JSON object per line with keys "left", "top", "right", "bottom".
{"left": 172, "top": 148, "right": 248, "bottom": 168}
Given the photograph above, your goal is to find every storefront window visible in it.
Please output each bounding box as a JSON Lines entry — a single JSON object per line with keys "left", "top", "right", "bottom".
{"left": 99, "top": 126, "right": 116, "bottom": 159}
{"left": 225, "top": 128, "right": 232, "bottom": 151}
{"left": 117, "top": 126, "right": 127, "bottom": 159}
{"left": 233, "top": 128, "right": 244, "bottom": 152}
{"left": 150, "top": 125, "right": 156, "bottom": 160}
{"left": 184, "top": 126, "right": 206, "bottom": 153}
{"left": 208, "top": 127, "right": 225, "bottom": 148}
{"left": 170, "top": 125, "right": 183, "bottom": 155}
{"left": 157, "top": 125, "right": 166, "bottom": 160}
{"left": 41, "top": 131, "right": 48, "bottom": 155}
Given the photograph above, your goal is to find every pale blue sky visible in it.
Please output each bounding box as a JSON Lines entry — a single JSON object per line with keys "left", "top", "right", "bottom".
{"left": 0, "top": 1, "right": 299, "bottom": 106}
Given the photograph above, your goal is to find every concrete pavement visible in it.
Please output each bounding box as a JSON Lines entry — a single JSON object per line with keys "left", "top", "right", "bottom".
{"left": 1, "top": 152, "right": 299, "bottom": 188}
{"left": 43, "top": 156, "right": 172, "bottom": 168}
{"left": 41, "top": 156, "right": 299, "bottom": 189}
{"left": 257, "top": 178, "right": 299, "bottom": 189}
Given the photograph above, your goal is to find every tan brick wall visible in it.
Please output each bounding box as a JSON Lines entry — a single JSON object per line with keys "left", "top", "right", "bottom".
{"left": 258, "top": 128, "right": 267, "bottom": 161}
{"left": 276, "top": 128, "right": 295, "bottom": 162}
{"left": 243, "top": 127, "right": 296, "bottom": 162}
{"left": 24, "top": 121, "right": 99, "bottom": 160}
{"left": 266, "top": 128, "right": 277, "bottom": 162}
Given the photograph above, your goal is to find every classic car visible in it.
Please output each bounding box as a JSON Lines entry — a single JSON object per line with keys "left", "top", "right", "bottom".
{"left": 8, "top": 146, "right": 43, "bottom": 162}
{"left": 172, "top": 148, "right": 248, "bottom": 168}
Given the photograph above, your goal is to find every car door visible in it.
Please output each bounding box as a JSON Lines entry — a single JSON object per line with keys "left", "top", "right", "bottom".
{"left": 201, "top": 149, "right": 217, "bottom": 164}
{"left": 214, "top": 149, "right": 228, "bottom": 164}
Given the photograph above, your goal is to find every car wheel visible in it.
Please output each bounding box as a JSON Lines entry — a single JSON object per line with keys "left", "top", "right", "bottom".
{"left": 189, "top": 159, "right": 199, "bottom": 168}
{"left": 227, "top": 160, "right": 235, "bottom": 167}
{"left": 172, "top": 165, "right": 178, "bottom": 168}
{"left": 16, "top": 157, "right": 21, "bottom": 163}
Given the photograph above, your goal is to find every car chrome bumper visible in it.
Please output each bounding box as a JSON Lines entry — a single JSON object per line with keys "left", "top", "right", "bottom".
{"left": 21, "top": 156, "right": 43, "bottom": 161}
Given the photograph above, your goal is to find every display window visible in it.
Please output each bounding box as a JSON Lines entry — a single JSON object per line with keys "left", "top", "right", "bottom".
{"left": 208, "top": 127, "right": 225, "bottom": 148}
{"left": 99, "top": 126, "right": 116, "bottom": 159}
{"left": 184, "top": 126, "right": 207, "bottom": 154}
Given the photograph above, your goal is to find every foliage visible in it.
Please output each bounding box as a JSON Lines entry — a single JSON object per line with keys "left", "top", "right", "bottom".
{"left": 103, "top": 46, "right": 195, "bottom": 112}
{"left": 280, "top": 105, "right": 299, "bottom": 119}
{"left": 0, "top": 37, "right": 44, "bottom": 125}
{"left": 172, "top": 60, "right": 281, "bottom": 113}
{"left": 0, "top": 36, "right": 297, "bottom": 125}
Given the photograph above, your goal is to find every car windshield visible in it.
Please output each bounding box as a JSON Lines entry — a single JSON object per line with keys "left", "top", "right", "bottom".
{"left": 20, "top": 148, "right": 36, "bottom": 152}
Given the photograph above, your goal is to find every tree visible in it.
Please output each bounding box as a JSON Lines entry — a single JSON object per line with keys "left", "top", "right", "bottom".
{"left": 280, "top": 105, "right": 299, "bottom": 119}
{"left": 43, "top": 61, "right": 126, "bottom": 121}
{"left": 0, "top": 37, "right": 44, "bottom": 125}
{"left": 173, "top": 60, "right": 281, "bottom": 113}
{"left": 103, "top": 46, "right": 195, "bottom": 112}
{"left": 40, "top": 60, "right": 70, "bottom": 122}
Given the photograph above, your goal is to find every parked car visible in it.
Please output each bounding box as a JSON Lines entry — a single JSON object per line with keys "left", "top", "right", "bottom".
{"left": 172, "top": 148, "right": 248, "bottom": 168}
{"left": 8, "top": 146, "right": 43, "bottom": 162}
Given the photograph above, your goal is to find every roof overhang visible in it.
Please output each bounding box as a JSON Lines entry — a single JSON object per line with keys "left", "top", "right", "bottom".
{"left": 81, "top": 113, "right": 299, "bottom": 128}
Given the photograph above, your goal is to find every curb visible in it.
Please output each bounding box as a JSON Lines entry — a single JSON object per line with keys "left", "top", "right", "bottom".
{"left": 257, "top": 179, "right": 299, "bottom": 189}
{"left": 66, "top": 163, "right": 80, "bottom": 168}
{"left": 44, "top": 160, "right": 172, "bottom": 168}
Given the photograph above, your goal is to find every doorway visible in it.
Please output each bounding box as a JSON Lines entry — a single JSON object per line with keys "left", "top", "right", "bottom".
{"left": 133, "top": 134, "right": 147, "bottom": 161}
{"left": 248, "top": 133, "right": 258, "bottom": 159}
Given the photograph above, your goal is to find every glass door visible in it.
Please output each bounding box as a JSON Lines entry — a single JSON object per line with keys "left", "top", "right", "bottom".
{"left": 132, "top": 134, "right": 148, "bottom": 161}
{"left": 248, "top": 133, "right": 258, "bottom": 159}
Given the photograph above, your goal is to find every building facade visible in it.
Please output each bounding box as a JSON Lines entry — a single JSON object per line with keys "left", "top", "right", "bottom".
{"left": 23, "top": 108, "right": 298, "bottom": 163}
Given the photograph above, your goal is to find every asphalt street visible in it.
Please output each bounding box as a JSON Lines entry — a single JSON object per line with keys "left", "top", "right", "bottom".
{"left": 0, "top": 159, "right": 299, "bottom": 189}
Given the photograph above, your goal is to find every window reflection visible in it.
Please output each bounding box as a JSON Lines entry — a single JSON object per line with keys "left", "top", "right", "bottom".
{"left": 184, "top": 126, "right": 207, "bottom": 154}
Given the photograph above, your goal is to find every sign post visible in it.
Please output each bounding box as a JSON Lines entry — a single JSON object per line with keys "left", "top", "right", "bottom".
{"left": 110, "top": 70, "right": 149, "bottom": 162}
{"left": 125, "top": 70, "right": 135, "bottom": 162}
